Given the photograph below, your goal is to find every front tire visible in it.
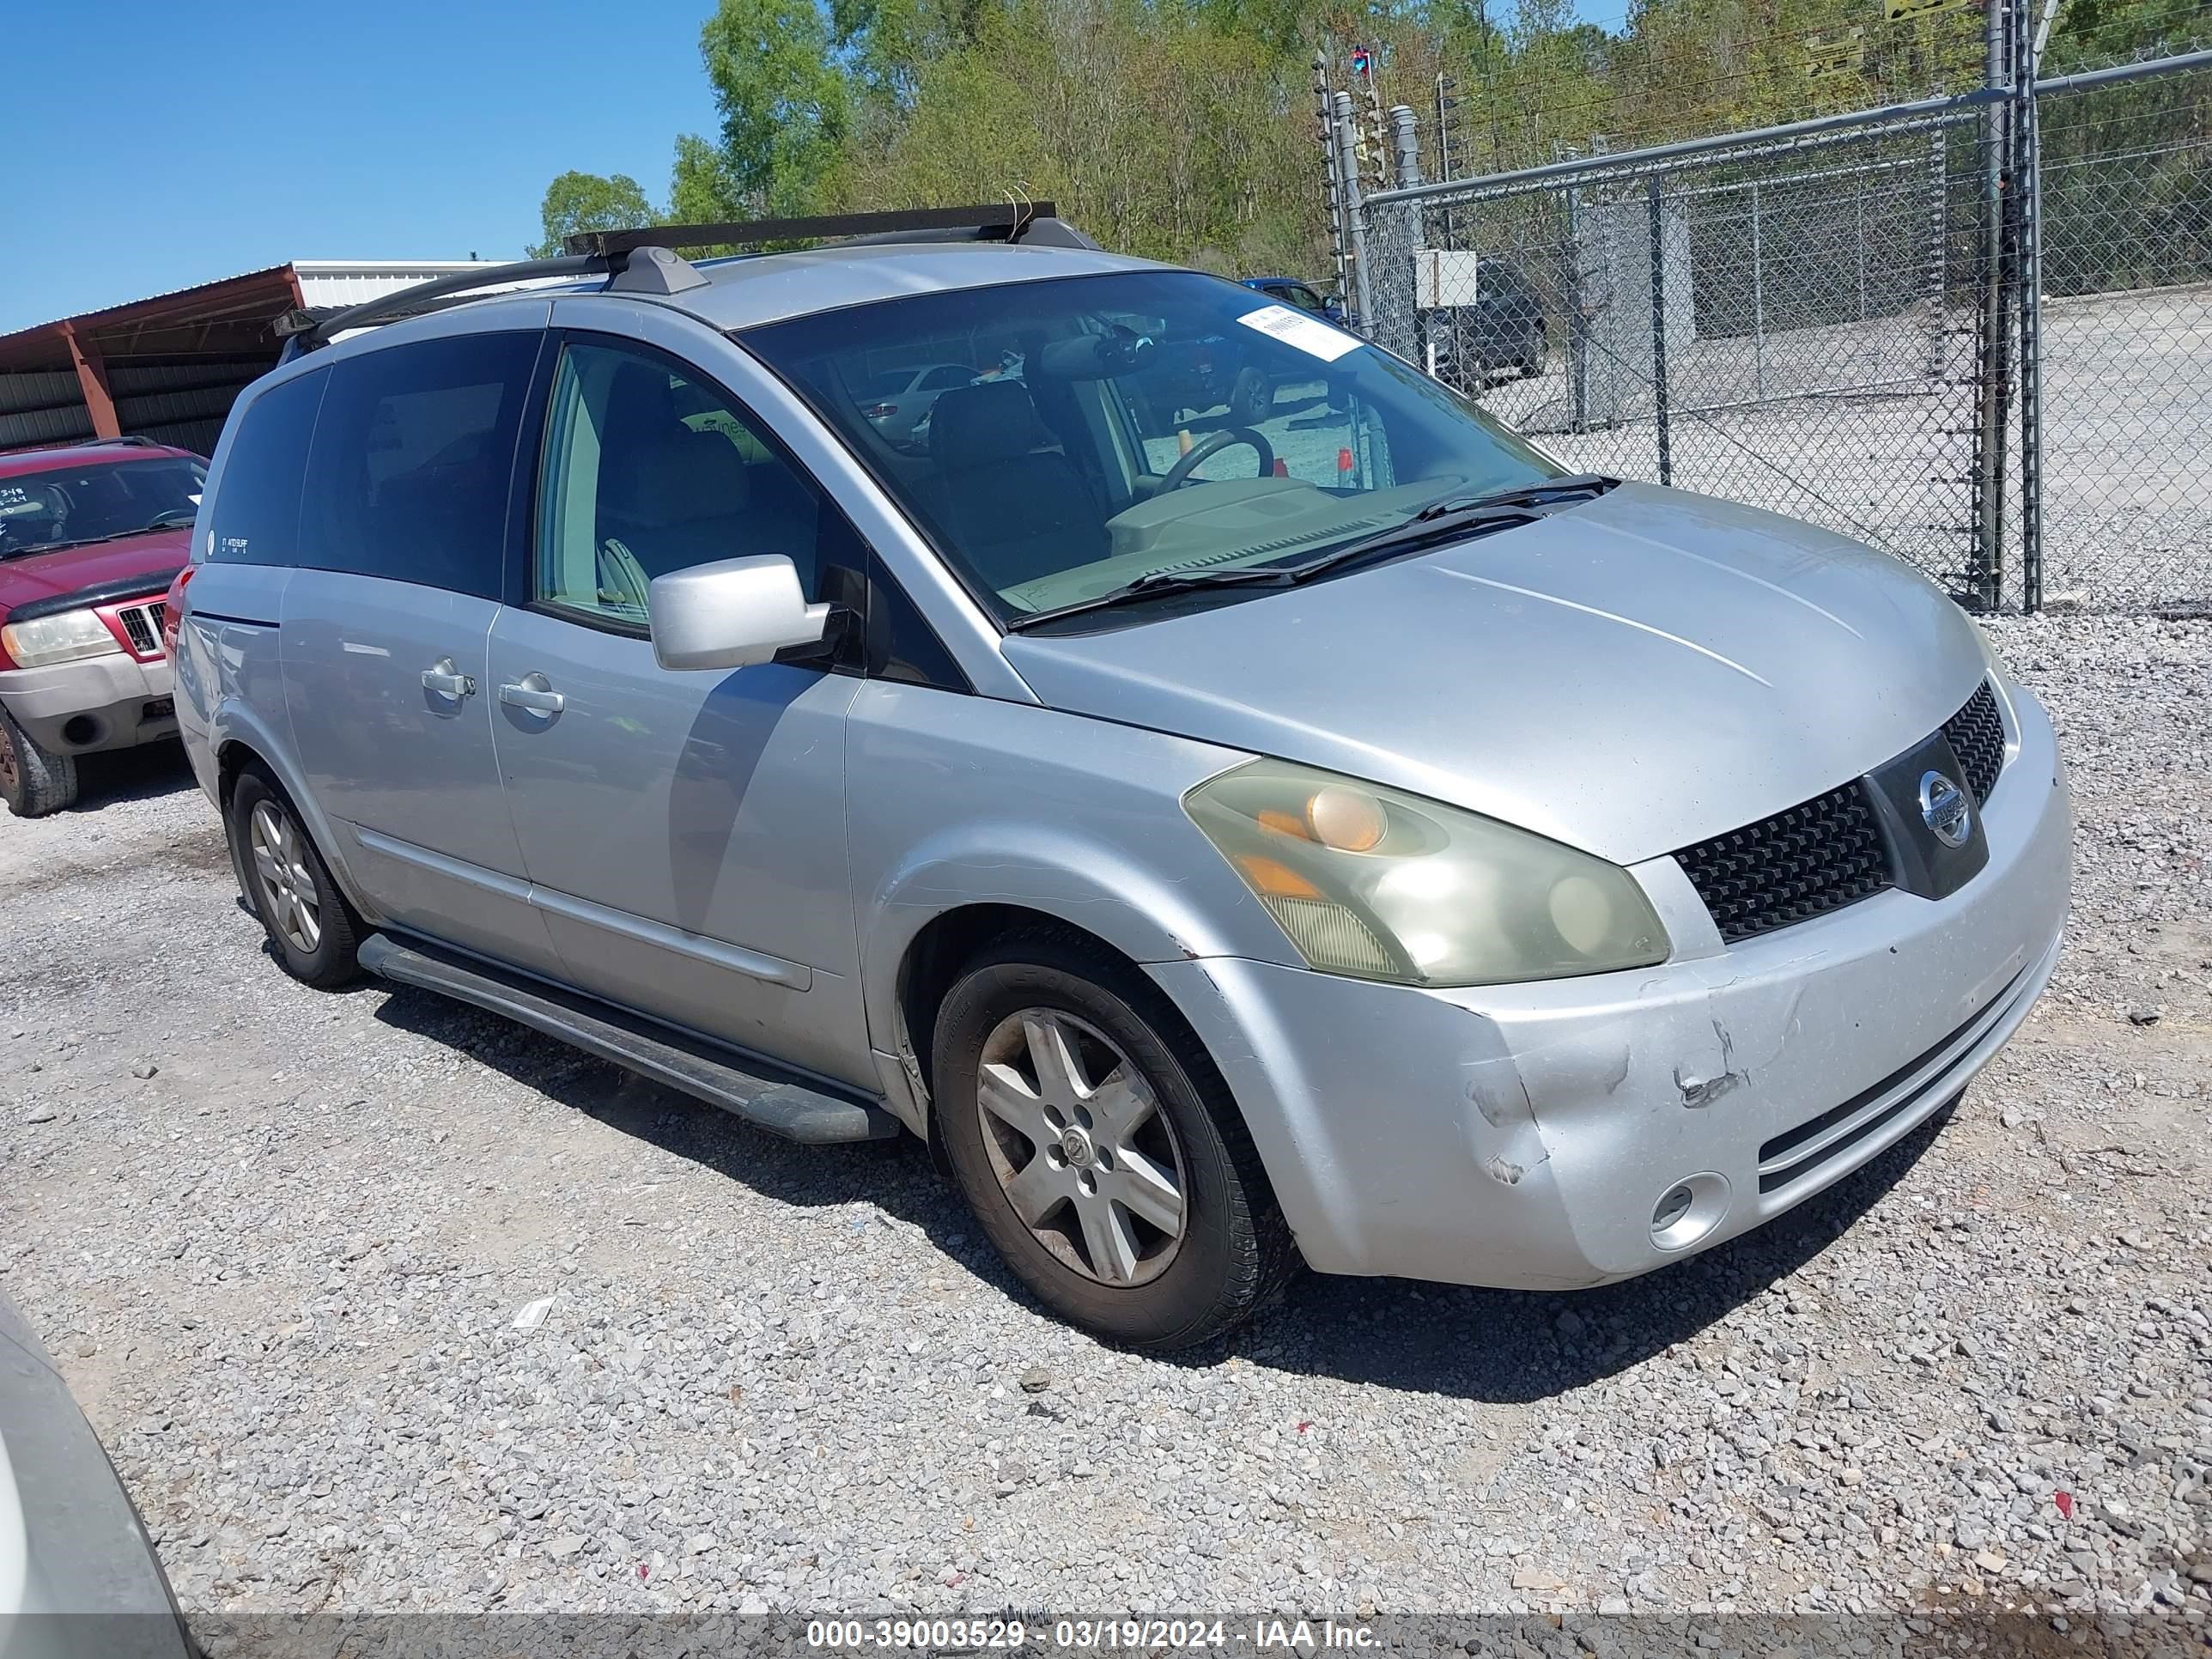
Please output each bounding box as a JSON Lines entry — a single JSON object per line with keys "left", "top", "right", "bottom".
{"left": 226, "top": 768, "right": 362, "bottom": 988}
{"left": 933, "top": 932, "right": 1296, "bottom": 1350}
{"left": 0, "top": 708, "right": 76, "bottom": 817}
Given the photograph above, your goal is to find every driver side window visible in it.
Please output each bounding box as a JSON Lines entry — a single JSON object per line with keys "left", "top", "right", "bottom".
{"left": 534, "top": 338, "right": 827, "bottom": 627}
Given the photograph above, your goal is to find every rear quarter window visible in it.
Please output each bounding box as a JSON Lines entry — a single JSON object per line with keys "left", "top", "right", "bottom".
{"left": 299, "top": 331, "right": 539, "bottom": 599}
{"left": 205, "top": 369, "right": 327, "bottom": 565}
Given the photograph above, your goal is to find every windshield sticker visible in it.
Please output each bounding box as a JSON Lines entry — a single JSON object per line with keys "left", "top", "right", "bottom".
{"left": 1237, "top": 305, "right": 1362, "bottom": 362}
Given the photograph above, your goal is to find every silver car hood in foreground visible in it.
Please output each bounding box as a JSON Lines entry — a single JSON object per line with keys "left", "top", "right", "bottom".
{"left": 1002, "top": 483, "right": 1990, "bottom": 866}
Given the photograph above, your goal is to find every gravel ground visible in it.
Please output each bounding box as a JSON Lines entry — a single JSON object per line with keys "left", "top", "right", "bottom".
{"left": 2, "top": 614, "right": 2208, "bottom": 1634}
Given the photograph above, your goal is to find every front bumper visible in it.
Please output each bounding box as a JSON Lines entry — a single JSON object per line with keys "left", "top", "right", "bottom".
{"left": 1150, "top": 677, "right": 2072, "bottom": 1289}
{"left": 0, "top": 655, "right": 174, "bottom": 755}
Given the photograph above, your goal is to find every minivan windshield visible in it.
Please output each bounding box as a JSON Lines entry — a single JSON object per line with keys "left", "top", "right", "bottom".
{"left": 741, "top": 270, "right": 1561, "bottom": 627}
{"left": 0, "top": 455, "right": 206, "bottom": 558}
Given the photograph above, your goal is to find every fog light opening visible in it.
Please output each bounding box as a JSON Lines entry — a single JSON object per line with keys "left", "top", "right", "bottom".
{"left": 61, "top": 715, "right": 102, "bottom": 747}
{"left": 1650, "top": 1171, "right": 1730, "bottom": 1252}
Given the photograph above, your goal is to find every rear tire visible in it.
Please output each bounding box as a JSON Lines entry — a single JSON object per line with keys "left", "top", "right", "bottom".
{"left": 0, "top": 708, "right": 76, "bottom": 817}
{"left": 226, "top": 767, "right": 362, "bottom": 988}
{"left": 933, "top": 930, "right": 1297, "bottom": 1350}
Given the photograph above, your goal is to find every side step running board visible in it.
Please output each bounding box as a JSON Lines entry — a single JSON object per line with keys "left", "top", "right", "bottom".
{"left": 358, "top": 933, "right": 901, "bottom": 1145}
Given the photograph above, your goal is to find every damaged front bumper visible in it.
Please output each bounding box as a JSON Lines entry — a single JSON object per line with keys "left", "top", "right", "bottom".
{"left": 1149, "top": 678, "right": 2071, "bottom": 1289}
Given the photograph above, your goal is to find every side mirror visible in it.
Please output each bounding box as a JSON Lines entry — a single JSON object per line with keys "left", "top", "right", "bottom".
{"left": 647, "top": 556, "right": 830, "bottom": 672}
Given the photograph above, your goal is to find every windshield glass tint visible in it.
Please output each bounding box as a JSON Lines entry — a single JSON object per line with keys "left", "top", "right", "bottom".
{"left": 0, "top": 456, "right": 206, "bottom": 556}
{"left": 740, "top": 271, "right": 1559, "bottom": 623}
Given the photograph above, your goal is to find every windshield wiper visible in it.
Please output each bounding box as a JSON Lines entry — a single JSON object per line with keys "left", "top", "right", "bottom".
{"left": 1002, "top": 474, "right": 1622, "bottom": 633}
{"left": 1004, "top": 563, "right": 1299, "bottom": 630}
{"left": 1407, "top": 473, "right": 1621, "bottom": 520}
{"left": 1269, "top": 471, "right": 1622, "bottom": 586}
{"left": 14, "top": 520, "right": 191, "bottom": 556}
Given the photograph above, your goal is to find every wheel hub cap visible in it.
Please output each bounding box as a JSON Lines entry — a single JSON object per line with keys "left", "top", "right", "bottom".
{"left": 974, "top": 1007, "right": 1188, "bottom": 1288}
{"left": 248, "top": 800, "right": 322, "bottom": 957}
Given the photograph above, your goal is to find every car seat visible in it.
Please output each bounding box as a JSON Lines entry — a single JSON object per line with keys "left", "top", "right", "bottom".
{"left": 925, "top": 381, "right": 1108, "bottom": 592}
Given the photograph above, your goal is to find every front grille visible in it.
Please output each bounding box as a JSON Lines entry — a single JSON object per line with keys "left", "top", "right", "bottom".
{"left": 1674, "top": 782, "right": 1893, "bottom": 944}
{"left": 114, "top": 599, "right": 167, "bottom": 657}
{"left": 1942, "top": 680, "right": 2005, "bottom": 805}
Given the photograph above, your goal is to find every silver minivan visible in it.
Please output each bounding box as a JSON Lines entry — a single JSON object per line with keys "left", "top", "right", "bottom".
{"left": 174, "top": 219, "right": 2070, "bottom": 1350}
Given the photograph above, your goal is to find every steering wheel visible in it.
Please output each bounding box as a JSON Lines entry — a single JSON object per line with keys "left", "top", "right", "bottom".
{"left": 146, "top": 507, "right": 197, "bottom": 528}
{"left": 1160, "top": 425, "right": 1275, "bottom": 491}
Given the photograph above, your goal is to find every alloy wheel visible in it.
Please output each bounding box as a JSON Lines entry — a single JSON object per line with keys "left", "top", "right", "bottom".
{"left": 973, "top": 1007, "right": 1188, "bottom": 1287}
{"left": 249, "top": 799, "right": 322, "bottom": 956}
{"left": 0, "top": 725, "right": 16, "bottom": 797}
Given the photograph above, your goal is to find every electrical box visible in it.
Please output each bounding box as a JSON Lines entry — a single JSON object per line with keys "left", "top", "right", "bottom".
{"left": 1413, "top": 248, "right": 1485, "bottom": 311}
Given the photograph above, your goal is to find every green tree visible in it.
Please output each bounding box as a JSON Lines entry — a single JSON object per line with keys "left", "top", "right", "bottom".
{"left": 696, "top": 0, "right": 854, "bottom": 216}
{"left": 527, "top": 171, "right": 657, "bottom": 258}
{"left": 830, "top": 0, "right": 1006, "bottom": 106}
{"left": 669, "top": 132, "right": 745, "bottom": 226}
{"left": 846, "top": 0, "right": 1316, "bottom": 269}
{"left": 532, "top": 0, "right": 2205, "bottom": 294}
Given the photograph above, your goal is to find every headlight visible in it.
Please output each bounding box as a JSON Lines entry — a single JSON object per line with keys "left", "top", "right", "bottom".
{"left": 1184, "top": 759, "right": 1668, "bottom": 986}
{"left": 1, "top": 609, "right": 123, "bottom": 669}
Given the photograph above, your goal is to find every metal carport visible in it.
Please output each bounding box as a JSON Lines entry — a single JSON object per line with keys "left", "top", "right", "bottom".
{"left": 0, "top": 261, "right": 500, "bottom": 457}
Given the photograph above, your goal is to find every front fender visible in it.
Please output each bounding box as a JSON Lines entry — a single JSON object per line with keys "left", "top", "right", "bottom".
{"left": 843, "top": 688, "right": 1308, "bottom": 1132}
{"left": 856, "top": 817, "right": 1302, "bottom": 1085}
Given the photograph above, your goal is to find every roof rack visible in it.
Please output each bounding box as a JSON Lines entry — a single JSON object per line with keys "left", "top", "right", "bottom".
{"left": 274, "top": 204, "right": 1099, "bottom": 363}
{"left": 275, "top": 252, "right": 646, "bottom": 362}
{"left": 563, "top": 201, "right": 1096, "bottom": 258}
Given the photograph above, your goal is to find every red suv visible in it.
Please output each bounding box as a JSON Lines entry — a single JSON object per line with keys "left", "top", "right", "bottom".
{"left": 0, "top": 439, "right": 204, "bottom": 816}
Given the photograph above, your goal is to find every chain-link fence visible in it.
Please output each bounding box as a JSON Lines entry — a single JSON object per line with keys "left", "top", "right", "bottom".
{"left": 2028, "top": 60, "right": 2212, "bottom": 608}
{"left": 1346, "top": 39, "right": 2212, "bottom": 613}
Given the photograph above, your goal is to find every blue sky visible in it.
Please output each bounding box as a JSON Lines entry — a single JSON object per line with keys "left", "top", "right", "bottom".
{"left": 4, "top": 0, "right": 721, "bottom": 332}
{"left": 9, "top": 0, "right": 1630, "bottom": 335}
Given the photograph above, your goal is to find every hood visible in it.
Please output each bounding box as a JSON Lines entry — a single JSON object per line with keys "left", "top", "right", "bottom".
{"left": 0, "top": 529, "right": 191, "bottom": 621}
{"left": 1001, "top": 483, "right": 1990, "bottom": 866}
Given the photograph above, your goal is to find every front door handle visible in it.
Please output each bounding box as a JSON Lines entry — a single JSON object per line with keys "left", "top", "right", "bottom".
{"left": 421, "top": 659, "right": 476, "bottom": 699}
{"left": 498, "top": 673, "right": 565, "bottom": 714}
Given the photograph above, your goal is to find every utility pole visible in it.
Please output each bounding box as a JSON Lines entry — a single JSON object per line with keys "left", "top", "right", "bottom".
{"left": 1389, "top": 104, "right": 1422, "bottom": 189}
{"left": 1334, "top": 91, "right": 1374, "bottom": 328}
